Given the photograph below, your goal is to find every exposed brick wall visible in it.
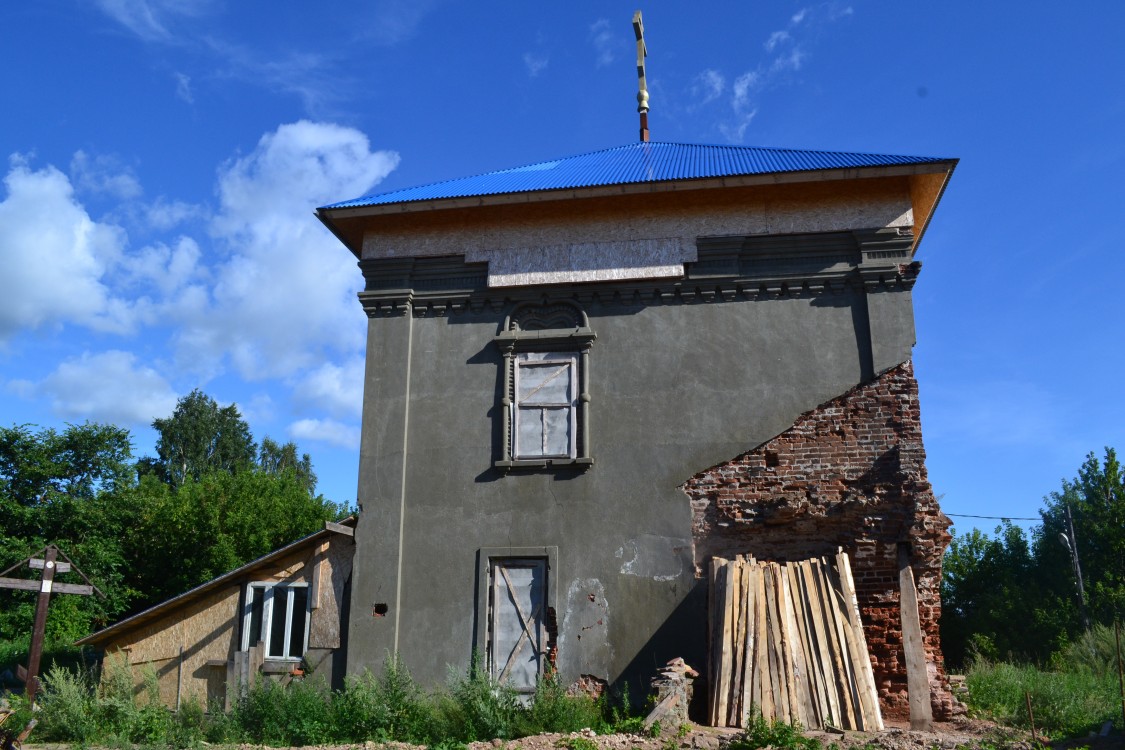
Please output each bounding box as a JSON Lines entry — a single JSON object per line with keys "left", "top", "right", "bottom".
{"left": 683, "top": 361, "right": 959, "bottom": 720}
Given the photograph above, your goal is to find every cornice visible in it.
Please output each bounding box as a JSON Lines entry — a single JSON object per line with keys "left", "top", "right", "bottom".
{"left": 355, "top": 228, "right": 919, "bottom": 318}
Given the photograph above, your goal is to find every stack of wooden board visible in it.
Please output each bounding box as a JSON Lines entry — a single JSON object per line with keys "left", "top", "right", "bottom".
{"left": 707, "top": 550, "right": 883, "bottom": 731}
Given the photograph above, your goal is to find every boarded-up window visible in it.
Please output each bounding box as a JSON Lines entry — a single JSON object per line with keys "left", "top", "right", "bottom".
{"left": 513, "top": 353, "right": 576, "bottom": 459}
{"left": 488, "top": 558, "right": 547, "bottom": 694}
{"left": 242, "top": 584, "right": 309, "bottom": 660}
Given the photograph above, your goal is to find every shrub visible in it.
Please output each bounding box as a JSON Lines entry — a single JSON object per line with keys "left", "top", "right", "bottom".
{"left": 332, "top": 657, "right": 433, "bottom": 743}
{"left": 435, "top": 661, "right": 521, "bottom": 741}
{"left": 35, "top": 664, "right": 97, "bottom": 742}
{"left": 230, "top": 676, "right": 333, "bottom": 746}
{"left": 516, "top": 674, "right": 604, "bottom": 736}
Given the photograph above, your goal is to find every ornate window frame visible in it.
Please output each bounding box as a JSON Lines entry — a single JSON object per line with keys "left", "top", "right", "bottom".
{"left": 494, "top": 301, "right": 595, "bottom": 471}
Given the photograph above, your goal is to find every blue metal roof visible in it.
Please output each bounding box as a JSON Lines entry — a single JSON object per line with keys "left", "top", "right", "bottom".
{"left": 321, "top": 141, "right": 951, "bottom": 210}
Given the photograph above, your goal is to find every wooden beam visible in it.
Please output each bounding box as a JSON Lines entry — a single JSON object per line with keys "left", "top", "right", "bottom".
{"left": 0, "top": 577, "right": 92, "bottom": 595}
{"left": 30, "top": 558, "right": 71, "bottom": 573}
{"left": 898, "top": 543, "right": 933, "bottom": 731}
{"left": 324, "top": 521, "right": 354, "bottom": 536}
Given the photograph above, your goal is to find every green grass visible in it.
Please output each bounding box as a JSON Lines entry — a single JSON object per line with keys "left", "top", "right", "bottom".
{"left": 965, "top": 657, "right": 1121, "bottom": 739}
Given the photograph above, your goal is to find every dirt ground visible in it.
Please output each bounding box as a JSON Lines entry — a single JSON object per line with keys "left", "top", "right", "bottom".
{"left": 17, "top": 717, "right": 1123, "bottom": 750}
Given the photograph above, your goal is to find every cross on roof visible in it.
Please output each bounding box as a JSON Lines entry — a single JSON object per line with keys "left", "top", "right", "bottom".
{"left": 632, "top": 10, "right": 649, "bottom": 142}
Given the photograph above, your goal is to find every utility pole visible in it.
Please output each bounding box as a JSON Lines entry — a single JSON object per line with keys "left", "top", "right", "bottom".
{"left": 1059, "top": 502, "right": 1090, "bottom": 632}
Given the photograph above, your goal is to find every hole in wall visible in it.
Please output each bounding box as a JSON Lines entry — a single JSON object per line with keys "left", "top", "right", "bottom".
{"left": 372, "top": 602, "right": 389, "bottom": 617}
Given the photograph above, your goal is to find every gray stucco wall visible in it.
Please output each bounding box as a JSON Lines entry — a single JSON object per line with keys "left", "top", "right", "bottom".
{"left": 346, "top": 226, "right": 919, "bottom": 691}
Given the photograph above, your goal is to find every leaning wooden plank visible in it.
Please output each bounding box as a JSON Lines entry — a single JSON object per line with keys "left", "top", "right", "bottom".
{"left": 709, "top": 557, "right": 726, "bottom": 726}
{"left": 824, "top": 559, "right": 868, "bottom": 731}
{"left": 729, "top": 561, "right": 747, "bottom": 727}
{"left": 819, "top": 557, "right": 859, "bottom": 729}
{"left": 801, "top": 560, "right": 840, "bottom": 728}
{"left": 741, "top": 562, "right": 759, "bottom": 728}
{"left": 781, "top": 564, "right": 813, "bottom": 729}
{"left": 898, "top": 544, "right": 933, "bottom": 731}
{"left": 717, "top": 560, "right": 737, "bottom": 726}
{"left": 776, "top": 563, "right": 801, "bottom": 726}
{"left": 749, "top": 561, "right": 764, "bottom": 722}
{"left": 756, "top": 562, "right": 774, "bottom": 721}
{"left": 792, "top": 562, "right": 827, "bottom": 729}
{"left": 822, "top": 557, "right": 862, "bottom": 729}
{"left": 737, "top": 560, "right": 753, "bottom": 727}
{"left": 707, "top": 558, "right": 719, "bottom": 726}
{"left": 810, "top": 557, "right": 846, "bottom": 728}
{"left": 765, "top": 564, "right": 789, "bottom": 722}
{"left": 784, "top": 563, "right": 815, "bottom": 728}
{"left": 836, "top": 550, "right": 883, "bottom": 731}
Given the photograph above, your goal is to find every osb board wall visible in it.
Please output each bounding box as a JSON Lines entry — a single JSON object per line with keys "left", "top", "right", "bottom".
{"left": 360, "top": 178, "right": 915, "bottom": 261}
{"left": 309, "top": 536, "right": 354, "bottom": 649}
{"left": 100, "top": 534, "right": 353, "bottom": 707}
{"left": 105, "top": 584, "right": 240, "bottom": 706}
{"left": 683, "top": 361, "right": 959, "bottom": 720}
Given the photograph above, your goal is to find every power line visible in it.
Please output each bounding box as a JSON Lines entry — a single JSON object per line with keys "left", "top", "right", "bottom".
{"left": 946, "top": 512, "right": 1040, "bottom": 521}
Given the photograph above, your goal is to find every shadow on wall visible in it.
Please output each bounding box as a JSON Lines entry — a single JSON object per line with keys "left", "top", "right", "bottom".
{"left": 612, "top": 579, "right": 710, "bottom": 722}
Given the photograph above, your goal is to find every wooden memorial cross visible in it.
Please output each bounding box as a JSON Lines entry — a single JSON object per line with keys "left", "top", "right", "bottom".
{"left": 0, "top": 545, "right": 102, "bottom": 703}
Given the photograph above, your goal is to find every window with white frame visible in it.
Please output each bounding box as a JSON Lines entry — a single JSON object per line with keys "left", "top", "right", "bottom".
{"left": 241, "top": 584, "right": 309, "bottom": 660}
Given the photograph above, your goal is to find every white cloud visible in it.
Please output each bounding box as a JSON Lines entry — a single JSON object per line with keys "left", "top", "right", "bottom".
{"left": 731, "top": 71, "right": 760, "bottom": 112}
{"left": 70, "top": 150, "right": 142, "bottom": 200}
{"left": 174, "top": 72, "right": 193, "bottom": 103}
{"left": 294, "top": 358, "right": 364, "bottom": 419}
{"left": 121, "top": 236, "right": 205, "bottom": 296}
{"left": 30, "top": 350, "right": 179, "bottom": 425}
{"left": 289, "top": 418, "right": 360, "bottom": 449}
{"left": 771, "top": 47, "right": 806, "bottom": 73}
{"left": 765, "top": 31, "right": 791, "bottom": 52}
{"left": 94, "top": 0, "right": 213, "bottom": 43}
{"left": 523, "top": 52, "right": 549, "bottom": 77}
{"left": 719, "top": 110, "right": 758, "bottom": 143}
{"left": 95, "top": 0, "right": 170, "bottom": 41}
{"left": 174, "top": 121, "right": 398, "bottom": 380}
{"left": 791, "top": 9, "right": 808, "bottom": 24}
{"left": 0, "top": 156, "right": 136, "bottom": 341}
{"left": 589, "top": 18, "right": 616, "bottom": 68}
{"left": 691, "top": 69, "right": 725, "bottom": 107}
{"left": 146, "top": 196, "right": 206, "bottom": 230}
{"left": 365, "top": 0, "right": 436, "bottom": 46}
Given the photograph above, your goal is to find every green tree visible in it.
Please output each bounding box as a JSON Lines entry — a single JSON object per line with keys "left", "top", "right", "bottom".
{"left": 257, "top": 436, "right": 318, "bottom": 497}
{"left": 1035, "top": 448, "right": 1125, "bottom": 628}
{"left": 941, "top": 447, "right": 1125, "bottom": 667}
{"left": 130, "top": 468, "right": 343, "bottom": 604}
{"left": 941, "top": 522, "right": 1067, "bottom": 666}
{"left": 0, "top": 423, "right": 140, "bottom": 641}
{"left": 144, "top": 389, "right": 256, "bottom": 486}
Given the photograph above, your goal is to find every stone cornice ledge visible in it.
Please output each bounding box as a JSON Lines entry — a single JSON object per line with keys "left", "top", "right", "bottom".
{"left": 356, "top": 228, "right": 918, "bottom": 318}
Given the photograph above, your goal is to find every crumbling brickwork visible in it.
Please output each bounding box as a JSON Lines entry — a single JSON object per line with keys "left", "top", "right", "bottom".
{"left": 683, "top": 361, "right": 959, "bottom": 720}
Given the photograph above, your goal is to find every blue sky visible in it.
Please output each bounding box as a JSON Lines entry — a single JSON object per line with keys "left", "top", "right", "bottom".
{"left": 1, "top": 1, "right": 1122, "bottom": 536}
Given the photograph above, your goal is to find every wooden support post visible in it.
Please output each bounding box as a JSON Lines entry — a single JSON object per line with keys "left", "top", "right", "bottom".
{"left": 897, "top": 543, "right": 933, "bottom": 731}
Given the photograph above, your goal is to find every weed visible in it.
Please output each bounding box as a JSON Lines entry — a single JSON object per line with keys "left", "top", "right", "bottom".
{"left": 557, "top": 735, "right": 599, "bottom": 750}
{"left": 727, "top": 714, "right": 820, "bottom": 750}
{"left": 518, "top": 674, "right": 604, "bottom": 736}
